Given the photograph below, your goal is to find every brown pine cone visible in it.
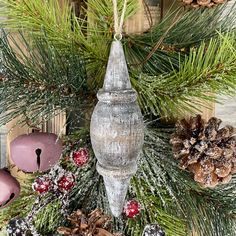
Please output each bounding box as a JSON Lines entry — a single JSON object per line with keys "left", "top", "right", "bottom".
{"left": 57, "top": 209, "right": 116, "bottom": 236}
{"left": 183, "top": 0, "right": 194, "bottom": 3}
{"left": 170, "top": 115, "right": 236, "bottom": 188}
{"left": 232, "top": 161, "right": 236, "bottom": 174}
{"left": 212, "top": 0, "right": 225, "bottom": 3}
{"left": 57, "top": 227, "right": 73, "bottom": 235}
{"left": 206, "top": 2, "right": 216, "bottom": 7}
{"left": 179, "top": 0, "right": 228, "bottom": 8}
{"left": 197, "top": 0, "right": 211, "bottom": 6}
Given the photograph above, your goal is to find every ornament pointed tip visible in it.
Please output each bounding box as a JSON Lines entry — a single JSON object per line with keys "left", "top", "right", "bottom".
{"left": 110, "top": 208, "right": 122, "bottom": 218}
{"left": 102, "top": 175, "right": 131, "bottom": 217}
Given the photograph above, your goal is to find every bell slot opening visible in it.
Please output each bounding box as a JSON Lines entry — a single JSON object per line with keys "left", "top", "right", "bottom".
{"left": 35, "top": 148, "right": 42, "bottom": 170}
{"left": 1, "top": 193, "right": 15, "bottom": 207}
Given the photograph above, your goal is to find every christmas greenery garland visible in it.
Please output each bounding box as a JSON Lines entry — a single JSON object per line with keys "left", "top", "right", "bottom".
{"left": 0, "top": 0, "right": 236, "bottom": 235}
{"left": 1, "top": 126, "right": 236, "bottom": 235}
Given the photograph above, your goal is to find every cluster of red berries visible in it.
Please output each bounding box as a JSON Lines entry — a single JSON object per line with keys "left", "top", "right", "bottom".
{"left": 33, "top": 147, "right": 90, "bottom": 195}
{"left": 123, "top": 199, "right": 141, "bottom": 218}
{"left": 32, "top": 173, "right": 75, "bottom": 194}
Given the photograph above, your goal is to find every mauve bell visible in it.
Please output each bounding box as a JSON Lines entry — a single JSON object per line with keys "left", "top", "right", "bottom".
{"left": 0, "top": 169, "right": 20, "bottom": 209}
{"left": 10, "top": 132, "right": 63, "bottom": 173}
{"left": 90, "top": 41, "right": 144, "bottom": 217}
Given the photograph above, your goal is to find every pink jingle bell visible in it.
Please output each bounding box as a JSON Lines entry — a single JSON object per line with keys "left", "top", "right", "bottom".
{"left": 10, "top": 132, "right": 63, "bottom": 173}
{"left": 0, "top": 169, "right": 20, "bottom": 209}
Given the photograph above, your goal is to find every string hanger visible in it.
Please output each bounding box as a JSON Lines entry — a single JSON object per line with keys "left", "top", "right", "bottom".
{"left": 112, "top": 0, "right": 127, "bottom": 41}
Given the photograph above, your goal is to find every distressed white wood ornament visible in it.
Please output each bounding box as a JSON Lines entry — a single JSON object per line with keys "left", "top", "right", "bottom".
{"left": 90, "top": 40, "right": 144, "bottom": 217}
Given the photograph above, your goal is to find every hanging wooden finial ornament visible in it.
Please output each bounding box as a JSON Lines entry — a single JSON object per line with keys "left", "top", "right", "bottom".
{"left": 90, "top": 0, "right": 144, "bottom": 217}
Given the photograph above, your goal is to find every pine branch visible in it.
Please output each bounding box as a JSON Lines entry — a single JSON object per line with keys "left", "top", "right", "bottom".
{"left": 124, "top": 2, "right": 236, "bottom": 74}
{"left": 1, "top": 1, "right": 236, "bottom": 120}
{"left": 0, "top": 0, "right": 138, "bottom": 88}
{"left": 132, "top": 33, "right": 236, "bottom": 117}
{"left": 0, "top": 31, "right": 89, "bottom": 126}
{"left": 0, "top": 0, "right": 87, "bottom": 47}
{"left": 134, "top": 2, "right": 236, "bottom": 49}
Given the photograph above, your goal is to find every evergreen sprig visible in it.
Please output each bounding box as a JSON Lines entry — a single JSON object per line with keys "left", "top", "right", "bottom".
{"left": 0, "top": 31, "right": 89, "bottom": 126}
{"left": 1, "top": 32, "right": 236, "bottom": 125}
{"left": 133, "top": 33, "right": 236, "bottom": 117}
{"left": 1, "top": 1, "right": 236, "bottom": 119}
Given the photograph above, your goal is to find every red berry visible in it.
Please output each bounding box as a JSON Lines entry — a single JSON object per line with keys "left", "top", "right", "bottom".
{"left": 72, "top": 148, "right": 89, "bottom": 167}
{"left": 123, "top": 200, "right": 141, "bottom": 218}
{"left": 32, "top": 177, "right": 51, "bottom": 194}
{"left": 57, "top": 174, "right": 75, "bottom": 192}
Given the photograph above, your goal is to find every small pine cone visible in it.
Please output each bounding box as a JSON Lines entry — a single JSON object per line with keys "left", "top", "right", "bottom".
{"left": 182, "top": 0, "right": 194, "bottom": 4}
{"left": 170, "top": 115, "right": 208, "bottom": 169}
{"left": 58, "top": 209, "right": 115, "bottom": 236}
{"left": 171, "top": 115, "right": 235, "bottom": 188}
{"left": 57, "top": 227, "right": 72, "bottom": 235}
{"left": 202, "top": 172, "right": 219, "bottom": 188}
{"left": 214, "top": 163, "right": 232, "bottom": 178}
{"left": 204, "top": 144, "right": 223, "bottom": 159}
{"left": 197, "top": 0, "right": 211, "bottom": 6}
{"left": 212, "top": 0, "right": 225, "bottom": 3}
{"left": 221, "top": 174, "right": 232, "bottom": 185}
{"left": 231, "top": 164, "right": 236, "bottom": 174}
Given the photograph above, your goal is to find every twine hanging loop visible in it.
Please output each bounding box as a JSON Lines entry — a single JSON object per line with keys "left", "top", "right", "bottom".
{"left": 112, "top": 0, "right": 127, "bottom": 40}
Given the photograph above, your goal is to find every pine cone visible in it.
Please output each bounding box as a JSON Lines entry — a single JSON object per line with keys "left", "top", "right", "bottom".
{"left": 58, "top": 209, "right": 117, "bottom": 236}
{"left": 170, "top": 115, "right": 236, "bottom": 188}
{"left": 179, "top": 0, "right": 229, "bottom": 8}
